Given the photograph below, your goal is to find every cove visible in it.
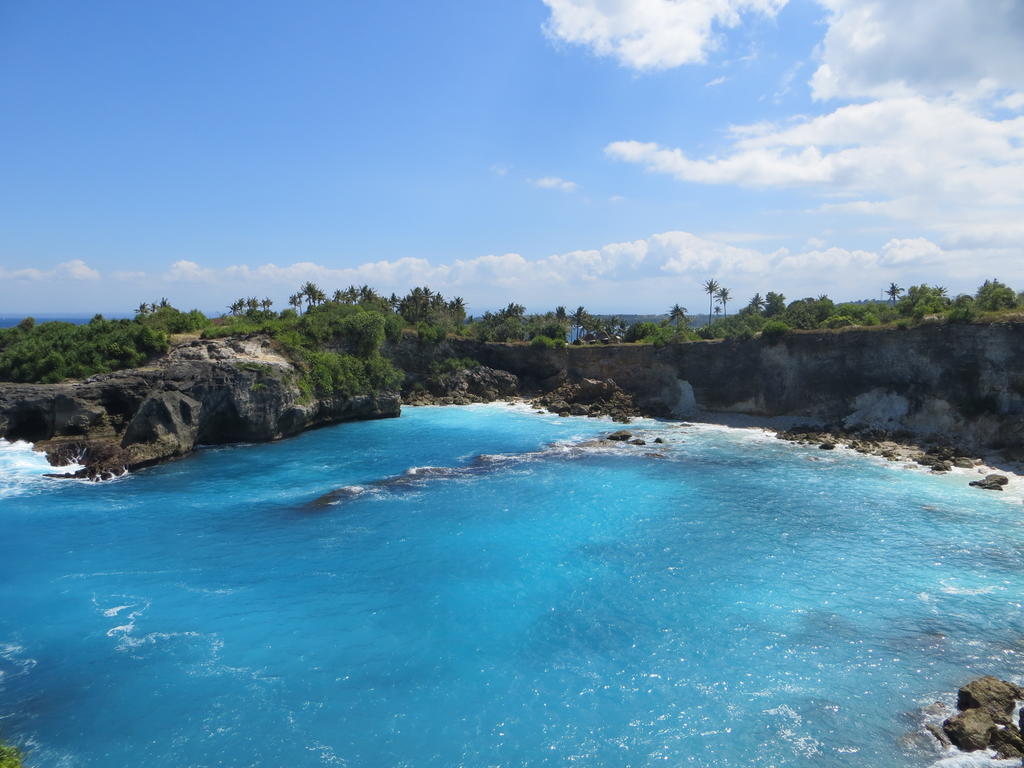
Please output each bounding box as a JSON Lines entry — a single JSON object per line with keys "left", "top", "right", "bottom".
{"left": 1, "top": 404, "right": 1022, "bottom": 767}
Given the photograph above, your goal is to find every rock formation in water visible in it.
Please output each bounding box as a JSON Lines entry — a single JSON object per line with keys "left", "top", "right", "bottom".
{"left": 0, "top": 336, "right": 399, "bottom": 479}
{"left": 940, "top": 676, "right": 1024, "bottom": 758}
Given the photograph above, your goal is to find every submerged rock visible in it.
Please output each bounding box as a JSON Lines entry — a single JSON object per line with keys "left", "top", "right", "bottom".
{"left": 925, "top": 722, "right": 952, "bottom": 749}
{"left": 969, "top": 474, "right": 1009, "bottom": 491}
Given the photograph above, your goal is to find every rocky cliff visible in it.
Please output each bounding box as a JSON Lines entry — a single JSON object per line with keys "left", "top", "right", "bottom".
{"left": 4, "top": 322, "right": 1022, "bottom": 478}
{"left": 0, "top": 336, "right": 400, "bottom": 478}
{"left": 394, "top": 322, "right": 1024, "bottom": 454}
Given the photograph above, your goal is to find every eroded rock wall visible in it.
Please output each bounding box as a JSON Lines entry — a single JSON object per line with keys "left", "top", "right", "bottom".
{"left": 0, "top": 336, "right": 400, "bottom": 477}
{"left": 393, "top": 323, "right": 1024, "bottom": 452}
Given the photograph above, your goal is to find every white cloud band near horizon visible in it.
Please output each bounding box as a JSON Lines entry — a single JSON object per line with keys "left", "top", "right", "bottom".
{"left": 2, "top": 231, "right": 1017, "bottom": 315}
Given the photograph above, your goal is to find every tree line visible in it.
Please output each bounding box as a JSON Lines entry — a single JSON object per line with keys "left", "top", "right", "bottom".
{"left": 2, "top": 277, "right": 1021, "bottom": 384}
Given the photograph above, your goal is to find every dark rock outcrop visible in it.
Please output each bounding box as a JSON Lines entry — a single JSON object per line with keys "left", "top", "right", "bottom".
{"left": 943, "top": 708, "right": 997, "bottom": 752}
{"left": 389, "top": 323, "right": 1024, "bottom": 457}
{"left": 0, "top": 336, "right": 400, "bottom": 479}
{"left": 939, "top": 676, "right": 1024, "bottom": 758}
{"left": 956, "top": 676, "right": 1023, "bottom": 723}
{"left": 969, "top": 474, "right": 1009, "bottom": 491}
{"left": 403, "top": 365, "right": 519, "bottom": 406}
{"left": 532, "top": 378, "right": 640, "bottom": 422}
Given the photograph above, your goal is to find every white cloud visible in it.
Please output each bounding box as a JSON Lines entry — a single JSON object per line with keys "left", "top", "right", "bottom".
{"left": 879, "top": 237, "right": 942, "bottom": 266}
{"left": 541, "top": 0, "right": 787, "bottom": 71}
{"left": 705, "top": 76, "right": 727, "bottom": 87}
{"left": 4, "top": 232, "right": 1018, "bottom": 314}
{"left": 165, "top": 260, "right": 214, "bottom": 282}
{"left": 0, "top": 259, "right": 100, "bottom": 282}
{"left": 531, "top": 176, "right": 579, "bottom": 192}
{"left": 999, "top": 92, "right": 1024, "bottom": 111}
{"left": 606, "top": 97, "right": 1024, "bottom": 246}
{"left": 810, "top": 0, "right": 1024, "bottom": 101}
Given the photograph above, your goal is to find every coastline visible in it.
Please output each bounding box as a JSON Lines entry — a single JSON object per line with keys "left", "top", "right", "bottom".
{"left": 406, "top": 400, "right": 1024, "bottom": 500}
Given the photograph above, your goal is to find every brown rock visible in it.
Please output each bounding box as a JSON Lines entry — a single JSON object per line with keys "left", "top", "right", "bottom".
{"left": 990, "top": 725, "right": 1024, "bottom": 759}
{"left": 957, "top": 676, "right": 1023, "bottom": 723}
{"left": 943, "top": 708, "right": 997, "bottom": 751}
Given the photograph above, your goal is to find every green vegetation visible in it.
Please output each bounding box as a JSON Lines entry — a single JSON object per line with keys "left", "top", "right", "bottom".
{"left": 0, "top": 740, "right": 24, "bottom": 768}
{"left": 3, "top": 275, "right": 1021, "bottom": 386}
{"left": 0, "top": 314, "right": 168, "bottom": 383}
{"left": 691, "top": 278, "right": 1023, "bottom": 341}
{"left": 207, "top": 291, "right": 405, "bottom": 398}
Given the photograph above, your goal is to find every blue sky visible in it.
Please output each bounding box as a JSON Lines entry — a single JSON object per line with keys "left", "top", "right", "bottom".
{"left": 1, "top": 0, "right": 1022, "bottom": 315}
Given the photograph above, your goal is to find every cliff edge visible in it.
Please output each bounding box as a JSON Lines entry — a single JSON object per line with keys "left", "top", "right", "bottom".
{"left": 0, "top": 336, "right": 400, "bottom": 479}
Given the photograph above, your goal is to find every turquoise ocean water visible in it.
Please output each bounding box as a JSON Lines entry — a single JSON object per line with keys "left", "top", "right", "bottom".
{"left": 1, "top": 404, "right": 1022, "bottom": 767}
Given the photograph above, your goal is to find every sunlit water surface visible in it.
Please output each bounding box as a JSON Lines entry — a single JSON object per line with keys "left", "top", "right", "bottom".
{"left": 1, "top": 405, "right": 1022, "bottom": 767}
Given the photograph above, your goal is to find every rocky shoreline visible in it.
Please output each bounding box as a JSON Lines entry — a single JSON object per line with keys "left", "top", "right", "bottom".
{"left": 774, "top": 426, "right": 1015, "bottom": 492}
{"left": 2, "top": 327, "right": 1022, "bottom": 488}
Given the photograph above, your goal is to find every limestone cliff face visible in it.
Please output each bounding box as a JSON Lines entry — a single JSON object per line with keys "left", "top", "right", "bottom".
{"left": 0, "top": 336, "right": 400, "bottom": 477}
{"left": 393, "top": 323, "right": 1024, "bottom": 452}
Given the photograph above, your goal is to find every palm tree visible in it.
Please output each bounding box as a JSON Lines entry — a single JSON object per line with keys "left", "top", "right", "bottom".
{"left": 715, "top": 286, "right": 731, "bottom": 317}
{"left": 554, "top": 306, "right": 567, "bottom": 322}
{"left": 288, "top": 293, "right": 303, "bottom": 313}
{"left": 246, "top": 297, "right": 259, "bottom": 313}
{"left": 135, "top": 302, "right": 149, "bottom": 317}
{"left": 703, "top": 279, "right": 720, "bottom": 322}
{"left": 747, "top": 293, "right": 766, "bottom": 313}
{"left": 448, "top": 296, "right": 467, "bottom": 324}
{"left": 229, "top": 299, "right": 245, "bottom": 316}
{"left": 260, "top": 297, "right": 274, "bottom": 312}
{"left": 158, "top": 297, "right": 170, "bottom": 308}
{"left": 571, "top": 306, "right": 588, "bottom": 342}
{"left": 300, "top": 281, "right": 325, "bottom": 311}
{"left": 886, "top": 282, "right": 903, "bottom": 304}
{"left": 668, "top": 304, "right": 687, "bottom": 328}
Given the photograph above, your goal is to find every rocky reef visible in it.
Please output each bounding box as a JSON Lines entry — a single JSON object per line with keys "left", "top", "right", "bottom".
{"left": 0, "top": 336, "right": 399, "bottom": 479}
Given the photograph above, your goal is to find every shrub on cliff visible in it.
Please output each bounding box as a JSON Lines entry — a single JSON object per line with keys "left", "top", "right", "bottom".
{"left": 624, "top": 322, "right": 659, "bottom": 343}
{"left": 416, "top": 322, "right": 448, "bottom": 344}
{"left": 0, "top": 316, "right": 168, "bottom": 383}
{"left": 530, "top": 335, "right": 563, "bottom": 349}
{"left": 138, "top": 305, "right": 209, "bottom": 334}
{"left": 975, "top": 279, "right": 1018, "bottom": 312}
{"left": 760, "top": 320, "right": 789, "bottom": 342}
{"left": 304, "top": 351, "right": 402, "bottom": 397}
{"left": 947, "top": 295, "right": 978, "bottom": 323}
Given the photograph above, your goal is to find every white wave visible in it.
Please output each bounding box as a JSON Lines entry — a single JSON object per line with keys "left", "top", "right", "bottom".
{"left": 940, "top": 581, "right": 1003, "bottom": 596}
{"left": 0, "top": 438, "right": 85, "bottom": 497}
{"left": 929, "top": 754, "right": 1021, "bottom": 768}
{"left": 0, "top": 642, "right": 38, "bottom": 691}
